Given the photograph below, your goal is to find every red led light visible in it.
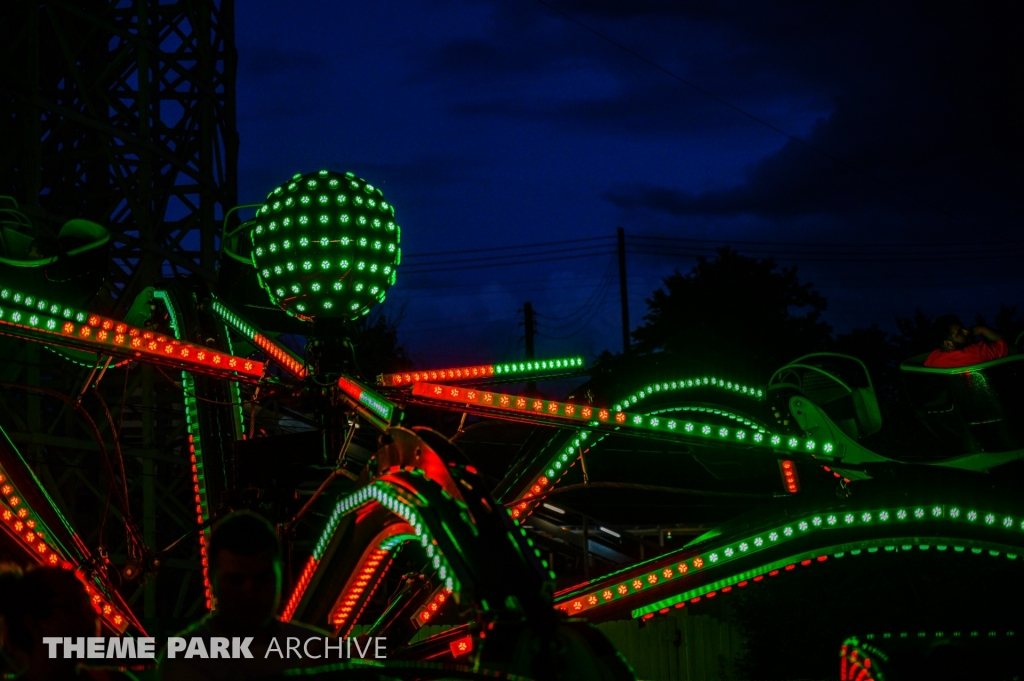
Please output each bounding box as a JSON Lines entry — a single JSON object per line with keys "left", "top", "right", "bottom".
{"left": 450, "top": 635, "right": 474, "bottom": 658}
{"left": 779, "top": 459, "right": 800, "bottom": 493}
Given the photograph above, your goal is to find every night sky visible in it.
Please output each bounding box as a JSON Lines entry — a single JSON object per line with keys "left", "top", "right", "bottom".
{"left": 234, "top": 1, "right": 1022, "bottom": 368}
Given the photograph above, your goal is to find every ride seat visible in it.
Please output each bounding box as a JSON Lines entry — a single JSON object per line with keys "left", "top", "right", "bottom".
{"left": 0, "top": 202, "right": 110, "bottom": 307}
{"left": 900, "top": 353, "right": 1024, "bottom": 454}
{"left": 768, "top": 353, "right": 882, "bottom": 440}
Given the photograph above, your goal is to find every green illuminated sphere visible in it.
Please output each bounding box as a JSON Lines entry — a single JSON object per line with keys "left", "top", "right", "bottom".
{"left": 250, "top": 170, "right": 401, "bottom": 321}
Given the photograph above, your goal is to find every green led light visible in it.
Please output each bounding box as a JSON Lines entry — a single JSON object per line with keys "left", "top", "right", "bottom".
{"left": 252, "top": 172, "right": 400, "bottom": 322}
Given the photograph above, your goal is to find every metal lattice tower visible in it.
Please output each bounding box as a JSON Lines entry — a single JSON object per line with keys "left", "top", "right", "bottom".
{"left": 0, "top": 0, "right": 238, "bottom": 312}
{"left": 0, "top": 0, "right": 239, "bottom": 635}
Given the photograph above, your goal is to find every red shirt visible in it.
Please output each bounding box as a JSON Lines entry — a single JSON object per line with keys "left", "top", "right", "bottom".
{"left": 924, "top": 340, "right": 1009, "bottom": 368}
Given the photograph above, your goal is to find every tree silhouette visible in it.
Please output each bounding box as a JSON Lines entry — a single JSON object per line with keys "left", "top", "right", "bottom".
{"left": 630, "top": 247, "right": 832, "bottom": 382}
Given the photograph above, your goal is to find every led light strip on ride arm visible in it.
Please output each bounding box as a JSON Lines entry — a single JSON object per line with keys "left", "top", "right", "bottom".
{"left": 553, "top": 501, "right": 1024, "bottom": 622}
{"left": 0, "top": 427, "right": 136, "bottom": 633}
{"left": 495, "top": 375, "right": 773, "bottom": 520}
{"left": 281, "top": 481, "right": 461, "bottom": 626}
{"left": 414, "top": 380, "right": 830, "bottom": 520}
{"left": 337, "top": 375, "right": 401, "bottom": 430}
{"left": 209, "top": 298, "right": 307, "bottom": 379}
{"left": 0, "top": 285, "right": 264, "bottom": 382}
{"left": 378, "top": 356, "right": 585, "bottom": 386}
{"left": 153, "top": 290, "right": 217, "bottom": 609}
{"left": 283, "top": 436, "right": 556, "bottom": 644}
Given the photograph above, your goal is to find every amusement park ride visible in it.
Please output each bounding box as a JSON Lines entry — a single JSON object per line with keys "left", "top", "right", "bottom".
{"left": 0, "top": 169, "right": 1022, "bottom": 680}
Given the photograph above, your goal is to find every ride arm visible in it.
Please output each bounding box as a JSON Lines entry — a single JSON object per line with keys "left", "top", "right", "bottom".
{"left": 787, "top": 395, "right": 889, "bottom": 478}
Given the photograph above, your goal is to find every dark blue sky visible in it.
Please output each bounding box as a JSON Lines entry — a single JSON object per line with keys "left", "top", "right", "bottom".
{"left": 234, "top": 1, "right": 1022, "bottom": 367}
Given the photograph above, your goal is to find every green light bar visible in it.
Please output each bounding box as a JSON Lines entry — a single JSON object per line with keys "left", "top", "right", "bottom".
{"left": 153, "top": 291, "right": 215, "bottom": 610}
{"left": 0, "top": 286, "right": 264, "bottom": 381}
{"left": 281, "top": 481, "right": 459, "bottom": 622}
{"left": 615, "top": 376, "right": 764, "bottom": 411}
{"left": 551, "top": 503, "right": 1023, "bottom": 620}
{"left": 337, "top": 375, "right": 397, "bottom": 424}
{"left": 378, "top": 356, "right": 584, "bottom": 386}
{"left": 210, "top": 299, "right": 308, "bottom": 378}
{"left": 411, "top": 381, "right": 827, "bottom": 452}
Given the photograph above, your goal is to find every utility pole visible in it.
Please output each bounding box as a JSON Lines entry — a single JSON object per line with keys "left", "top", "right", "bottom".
{"left": 617, "top": 227, "right": 630, "bottom": 355}
{"left": 523, "top": 302, "right": 537, "bottom": 393}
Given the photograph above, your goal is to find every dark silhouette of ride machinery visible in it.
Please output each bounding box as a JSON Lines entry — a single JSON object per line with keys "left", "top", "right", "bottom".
{"left": 0, "top": 182, "right": 1021, "bottom": 679}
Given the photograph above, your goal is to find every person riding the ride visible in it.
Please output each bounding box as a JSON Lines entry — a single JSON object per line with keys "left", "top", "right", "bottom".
{"left": 924, "top": 314, "right": 1011, "bottom": 368}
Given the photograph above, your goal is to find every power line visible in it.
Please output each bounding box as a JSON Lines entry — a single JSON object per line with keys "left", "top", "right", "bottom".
{"left": 531, "top": 0, "right": 1016, "bottom": 244}
{"left": 400, "top": 250, "right": 616, "bottom": 274}
{"left": 537, "top": 265, "right": 617, "bottom": 331}
{"left": 534, "top": 256, "right": 616, "bottom": 324}
{"left": 537, "top": 298, "right": 617, "bottom": 340}
{"left": 629, "top": 234, "right": 1015, "bottom": 249}
{"left": 400, "top": 243, "right": 615, "bottom": 269}
{"left": 628, "top": 247, "right": 1024, "bottom": 263}
{"left": 403, "top": 235, "right": 613, "bottom": 258}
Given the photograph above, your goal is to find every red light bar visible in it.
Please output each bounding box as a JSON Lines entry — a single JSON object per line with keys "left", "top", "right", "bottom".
{"left": 411, "top": 585, "right": 452, "bottom": 627}
{"left": 410, "top": 382, "right": 830, "bottom": 456}
{"left": 383, "top": 364, "right": 494, "bottom": 386}
{"left": 337, "top": 375, "right": 397, "bottom": 423}
{"left": 411, "top": 381, "right": 619, "bottom": 423}
{"left": 0, "top": 308, "right": 264, "bottom": 381}
{"left": 0, "top": 468, "right": 131, "bottom": 634}
{"left": 779, "top": 459, "right": 800, "bottom": 493}
{"left": 449, "top": 635, "right": 473, "bottom": 658}
{"left": 210, "top": 300, "right": 307, "bottom": 378}
{"left": 379, "top": 356, "right": 584, "bottom": 386}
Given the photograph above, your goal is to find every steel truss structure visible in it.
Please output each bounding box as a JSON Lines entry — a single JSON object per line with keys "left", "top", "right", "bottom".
{"left": 0, "top": 0, "right": 238, "bottom": 311}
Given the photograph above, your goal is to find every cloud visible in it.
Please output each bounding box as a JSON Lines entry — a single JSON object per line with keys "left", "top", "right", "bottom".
{"left": 589, "top": 2, "right": 1024, "bottom": 241}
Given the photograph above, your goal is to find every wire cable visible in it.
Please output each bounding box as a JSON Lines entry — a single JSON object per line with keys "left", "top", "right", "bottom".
{"left": 402, "top": 243, "right": 614, "bottom": 268}
{"left": 629, "top": 233, "right": 1018, "bottom": 249}
{"left": 537, "top": 264, "right": 617, "bottom": 332}
{"left": 400, "top": 249, "right": 616, "bottom": 274}
{"left": 403, "top": 235, "right": 614, "bottom": 259}
{"left": 533, "top": 256, "right": 616, "bottom": 323}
